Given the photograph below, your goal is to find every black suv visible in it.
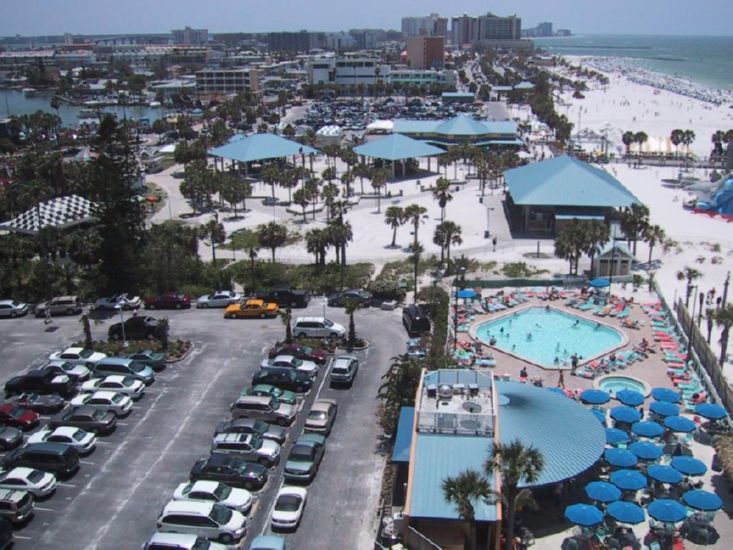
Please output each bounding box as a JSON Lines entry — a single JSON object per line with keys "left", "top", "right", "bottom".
{"left": 5, "top": 370, "right": 77, "bottom": 399}
{"left": 252, "top": 369, "right": 313, "bottom": 393}
{"left": 258, "top": 287, "right": 310, "bottom": 308}
{"left": 327, "top": 289, "right": 372, "bottom": 307}
{"left": 108, "top": 315, "right": 163, "bottom": 341}
{"left": 190, "top": 453, "right": 269, "bottom": 491}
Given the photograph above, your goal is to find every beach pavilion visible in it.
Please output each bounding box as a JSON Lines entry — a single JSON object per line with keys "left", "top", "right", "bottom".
{"left": 392, "top": 113, "right": 522, "bottom": 151}
{"left": 503, "top": 155, "right": 641, "bottom": 236}
{"left": 208, "top": 133, "right": 319, "bottom": 175}
{"left": 353, "top": 133, "right": 445, "bottom": 178}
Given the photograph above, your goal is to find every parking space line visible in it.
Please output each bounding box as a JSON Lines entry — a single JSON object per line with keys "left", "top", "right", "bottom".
{"left": 57, "top": 482, "right": 76, "bottom": 488}
{"left": 79, "top": 460, "right": 95, "bottom": 466}
{"left": 13, "top": 535, "right": 32, "bottom": 541}
{"left": 34, "top": 506, "right": 55, "bottom": 512}
{"left": 116, "top": 422, "right": 129, "bottom": 426}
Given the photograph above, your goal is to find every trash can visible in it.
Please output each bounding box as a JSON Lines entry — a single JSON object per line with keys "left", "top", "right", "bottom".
{"left": 484, "top": 230, "right": 490, "bottom": 239}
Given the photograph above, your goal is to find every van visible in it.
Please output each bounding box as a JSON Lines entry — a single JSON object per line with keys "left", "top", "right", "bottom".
{"left": 35, "top": 295, "right": 83, "bottom": 317}
{"left": 402, "top": 304, "right": 431, "bottom": 336}
{"left": 2, "top": 442, "right": 80, "bottom": 478}
{"left": 0, "top": 489, "right": 33, "bottom": 524}
{"left": 157, "top": 500, "right": 247, "bottom": 544}
{"left": 94, "top": 357, "right": 155, "bottom": 385}
{"left": 293, "top": 317, "right": 346, "bottom": 339}
{"left": 230, "top": 396, "right": 296, "bottom": 426}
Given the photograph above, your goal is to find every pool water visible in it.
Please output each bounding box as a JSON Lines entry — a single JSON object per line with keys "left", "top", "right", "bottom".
{"left": 475, "top": 307, "right": 624, "bottom": 369}
{"left": 596, "top": 375, "right": 649, "bottom": 398}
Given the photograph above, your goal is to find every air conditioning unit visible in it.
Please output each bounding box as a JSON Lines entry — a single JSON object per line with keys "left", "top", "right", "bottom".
{"left": 426, "top": 384, "right": 437, "bottom": 398}
{"left": 438, "top": 384, "right": 453, "bottom": 399}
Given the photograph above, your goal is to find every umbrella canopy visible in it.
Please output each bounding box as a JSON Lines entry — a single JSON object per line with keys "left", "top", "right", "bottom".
{"left": 617, "top": 389, "right": 645, "bottom": 407}
{"left": 585, "top": 481, "right": 622, "bottom": 503}
{"left": 564, "top": 503, "right": 604, "bottom": 527}
{"left": 581, "top": 389, "right": 611, "bottom": 405}
{"left": 647, "top": 464, "right": 683, "bottom": 485}
{"left": 650, "top": 401, "right": 680, "bottom": 418}
{"left": 607, "top": 501, "right": 646, "bottom": 524}
{"left": 651, "top": 387, "right": 681, "bottom": 404}
{"left": 589, "top": 278, "right": 610, "bottom": 288}
{"left": 610, "top": 469, "right": 647, "bottom": 491}
{"left": 695, "top": 403, "right": 727, "bottom": 420}
{"left": 591, "top": 409, "right": 607, "bottom": 425}
{"left": 664, "top": 416, "right": 696, "bottom": 433}
{"left": 611, "top": 406, "right": 642, "bottom": 424}
{"left": 606, "top": 427, "right": 630, "bottom": 445}
{"left": 682, "top": 490, "right": 723, "bottom": 512}
{"left": 632, "top": 421, "right": 665, "bottom": 438}
{"left": 647, "top": 499, "right": 687, "bottom": 523}
{"left": 629, "top": 441, "right": 663, "bottom": 461}
{"left": 456, "top": 289, "right": 478, "bottom": 299}
{"left": 604, "top": 448, "right": 638, "bottom": 468}
{"left": 671, "top": 456, "right": 707, "bottom": 476}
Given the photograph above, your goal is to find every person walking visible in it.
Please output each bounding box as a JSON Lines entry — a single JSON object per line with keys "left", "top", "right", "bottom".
{"left": 44, "top": 307, "right": 52, "bottom": 325}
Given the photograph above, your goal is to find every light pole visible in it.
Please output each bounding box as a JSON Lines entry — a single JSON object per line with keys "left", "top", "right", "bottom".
{"left": 685, "top": 285, "right": 698, "bottom": 362}
{"left": 118, "top": 307, "right": 128, "bottom": 348}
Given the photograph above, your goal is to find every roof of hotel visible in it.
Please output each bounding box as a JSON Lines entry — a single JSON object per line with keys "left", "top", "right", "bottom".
{"left": 353, "top": 133, "right": 445, "bottom": 161}
{"left": 504, "top": 155, "right": 640, "bottom": 207}
{"left": 208, "top": 133, "right": 318, "bottom": 163}
{"left": 393, "top": 115, "right": 517, "bottom": 137}
{"left": 392, "top": 407, "right": 415, "bottom": 463}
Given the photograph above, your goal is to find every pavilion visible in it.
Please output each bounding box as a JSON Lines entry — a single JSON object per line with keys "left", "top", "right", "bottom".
{"left": 353, "top": 133, "right": 445, "bottom": 177}
{"left": 208, "top": 133, "right": 319, "bottom": 174}
{"left": 392, "top": 114, "right": 522, "bottom": 150}
{"left": 1, "top": 195, "right": 98, "bottom": 236}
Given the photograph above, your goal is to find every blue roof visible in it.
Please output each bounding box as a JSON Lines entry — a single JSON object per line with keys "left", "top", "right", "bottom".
{"left": 504, "top": 155, "right": 641, "bottom": 208}
{"left": 393, "top": 407, "right": 415, "bottom": 463}
{"left": 442, "top": 92, "right": 474, "bottom": 98}
{"left": 393, "top": 116, "right": 517, "bottom": 138}
{"left": 393, "top": 119, "right": 441, "bottom": 134}
{"left": 353, "top": 134, "right": 445, "bottom": 161}
{"left": 208, "top": 133, "right": 318, "bottom": 163}
{"left": 409, "top": 433, "right": 497, "bottom": 521}
{"left": 435, "top": 114, "right": 493, "bottom": 136}
{"left": 496, "top": 380, "right": 605, "bottom": 487}
{"left": 515, "top": 81, "right": 535, "bottom": 90}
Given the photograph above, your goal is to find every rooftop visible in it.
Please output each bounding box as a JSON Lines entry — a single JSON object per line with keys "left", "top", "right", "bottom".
{"left": 208, "top": 133, "right": 319, "bottom": 163}
{"left": 354, "top": 133, "right": 445, "bottom": 162}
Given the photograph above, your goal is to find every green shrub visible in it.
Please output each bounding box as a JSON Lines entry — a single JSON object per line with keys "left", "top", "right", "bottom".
{"left": 367, "top": 280, "right": 407, "bottom": 302}
{"left": 227, "top": 261, "right": 373, "bottom": 294}
{"left": 501, "top": 261, "right": 549, "bottom": 278}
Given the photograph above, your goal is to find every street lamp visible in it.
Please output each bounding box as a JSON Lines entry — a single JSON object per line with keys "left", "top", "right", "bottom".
{"left": 118, "top": 306, "right": 128, "bottom": 348}
{"left": 685, "top": 285, "right": 698, "bottom": 362}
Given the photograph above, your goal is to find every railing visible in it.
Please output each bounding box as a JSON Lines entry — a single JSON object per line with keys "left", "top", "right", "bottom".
{"left": 417, "top": 410, "right": 494, "bottom": 435}
{"left": 406, "top": 526, "right": 442, "bottom": 550}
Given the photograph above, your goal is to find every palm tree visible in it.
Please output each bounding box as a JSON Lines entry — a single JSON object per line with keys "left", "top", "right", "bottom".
{"left": 79, "top": 314, "right": 93, "bottom": 347}
{"left": 622, "top": 131, "right": 635, "bottom": 156}
{"left": 340, "top": 170, "right": 354, "bottom": 198}
{"left": 320, "top": 182, "right": 340, "bottom": 221}
{"left": 262, "top": 164, "right": 282, "bottom": 202}
{"left": 305, "top": 228, "right": 329, "bottom": 266}
{"left": 305, "top": 177, "right": 320, "bottom": 220}
{"left": 432, "top": 177, "right": 453, "bottom": 223}
{"left": 200, "top": 218, "right": 226, "bottom": 263}
{"left": 485, "top": 440, "right": 545, "bottom": 550}
{"left": 343, "top": 298, "right": 361, "bottom": 350}
{"left": 354, "top": 162, "right": 370, "bottom": 195}
{"left": 555, "top": 220, "right": 584, "bottom": 275}
{"left": 370, "top": 167, "right": 389, "bottom": 214}
{"left": 404, "top": 204, "right": 428, "bottom": 249}
{"left": 670, "top": 129, "right": 684, "bottom": 156}
{"left": 713, "top": 304, "right": 733, "bottom": 365}
{"left": 376, "top": 354, "right": 423, "bottom": 433}
{"left": 433, "top": 221, "right": 462, "bottom": 264}
{"left": 677, "top": 267, "right": 702, "bottom": 308}
{"left": 583, "top": 220, "right": 610, "bottom": 277}
{"left": 257, "top": 222, "right": 288, "bottom": 262}
{"left": 643, "top": 224, "right": 666, "bottom": 264}
{"left": 441, "top": 469, "right": 492, "bottom": 550}
{"left": 384, "top": 206, "right": 406, "bottom": 247}
{"left": 619, "top": 203, "right": 650, "bottom": 255}
{"left": 293, "top": 188, "right": 310, "bottom": 223}
{"left": 278, "top": 306, "right": 293, "bottom": 343}
{"left": 409, "top": 241, "right": 424, "bottom": 301}
{"left": 634, "top": 131, "right": 648, "bottom": 155}
{"left": 681, "top": 130, "right": 696, "bottom": 155}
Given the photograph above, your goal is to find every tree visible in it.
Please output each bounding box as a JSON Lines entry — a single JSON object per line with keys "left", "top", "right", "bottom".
{"left": 343, "top": 298, "right": 361, "bottom": 350}
{"left": 376, "top": 355, "right": 423, "bottom": 434}
{"left": 404, "top": 204, "right": 428, "bottom": 249}
{"left": 634, "top": 131, "right": 648, "bottom": 154}
{"left": 305, "top": 228, "right": 329, "bottom": 266}
{"left": 670, "top": 129, "right": 684, "bottom": 156}
{"left": 485, "top": 440, "right": 545, "bottom": 550}
{"left": 583, "top": 220, "right": 610, "bottom": 277}
{"left": 713, "top": 305, "right": 733, "bottom": 365}
{"left": 432, "top": 177, "right": 453, "bottom": 223}
{"left": 384, "top": 206, "right": 406, "bottom": 247}
{"left": 442, "top": 469, "right": 492, "bottom": 550}
{"left": 320, "top": 182, "right": 340, "bottom": 221}
{"left": 409, "top": 241, "right": 424, "bottom": 300}
{"left": 79, "top": 314, "right": 93, "bottom": 348}
{"left": 622, "top": 131, "right": 635, "bottom": 156}
{"left": 555, "top": 220, "right": 585, "bottom": 275}
{"left": 681, "top": 129, "right": 696, "bottom": 155}
{"left": 327, "top": 217, "right": 353, "bottom": 267}
{"left": 676, "top": 267, "right": 702, "bottom": 308}
{"left": 279, "top": 306, "right": 293, "bottom": 343}
{"left": 619, "top": 203, "right": 650, "bottom": 255}
{"left": 219, "top": 174, "right": 250, "bottom": 218}
{"left": 257, "top": 222, "right": 288, "bottom": 262}
{"left": 340, "top": 170, "right": 354, "bottom": 198}
{"left": 434, "top": 221, "right": 463, "bottom": 265}
{"left": 293, "top": 188, "right": 310, "bottom": 223}
{"left": 262, "top": 164, "right": 282, "bottom": 202}
{"left": 642, "top": 224, "right": 666, "bottom": 264}
{"left": 200, "top": 218, "right": 226, "bottom": 263}
{"left": 370, "top": 167, "right": 389, "bottom": 214}
{"left": 19, "top": 179, "right": 52, "bottom": 226}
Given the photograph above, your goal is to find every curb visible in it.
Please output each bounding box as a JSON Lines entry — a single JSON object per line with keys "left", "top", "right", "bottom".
{"left": 165, "top": 341, "right": 195, "bottom": 364}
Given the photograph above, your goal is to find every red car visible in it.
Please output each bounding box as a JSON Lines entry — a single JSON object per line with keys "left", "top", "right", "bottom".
{"left": 144, "top": 292, "right": 191, "bottom": 310}
{"left": 0, "top": 404, "right": 40, "bottom": 431}
{"left": 267, "top": 344, "right": 328, "bottom": 365}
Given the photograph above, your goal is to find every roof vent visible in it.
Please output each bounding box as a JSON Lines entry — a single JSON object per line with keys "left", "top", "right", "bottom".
{"left": 438, "top": 384, "right": 453, "bottom": 399}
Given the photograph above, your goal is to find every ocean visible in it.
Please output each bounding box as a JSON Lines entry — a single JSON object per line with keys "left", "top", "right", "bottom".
{"left": 533, "top": 34, "right": 733, "bottom": 91}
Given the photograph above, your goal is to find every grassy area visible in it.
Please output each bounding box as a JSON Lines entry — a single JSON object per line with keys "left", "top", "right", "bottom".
{"left": 72, "top": 339, "right": 191, "bottom": 360}
{"left": 501, "top": 262, "right": 549, "bottom": 278}
{"left": 376, "top": 255, "right": 438, "bottom": 283}
{"left": 221, "top": 228, "right": 302, "bottom": 250}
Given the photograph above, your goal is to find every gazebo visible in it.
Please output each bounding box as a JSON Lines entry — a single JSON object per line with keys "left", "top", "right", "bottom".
{"left": 1, "top": 195, "right": 97, "bottom": 235}
{"left": 208, "top": 133, "right": 319, "bottom": 174}
{"left": 353, "top": 133, "right": 445, "bottom": 177}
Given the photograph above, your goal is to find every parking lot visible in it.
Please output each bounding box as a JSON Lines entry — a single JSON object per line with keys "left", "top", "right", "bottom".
{"left": 0, "top": 302, "right": 405, "bottom": 549}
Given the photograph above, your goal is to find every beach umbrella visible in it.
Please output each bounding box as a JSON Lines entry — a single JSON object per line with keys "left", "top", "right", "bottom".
{"left": 604, "top": 448, "right": 638, "bottom": 468}
{"left": 589, "top": 278, "right": 610, "bottom": 288}
{"left": 647, "top": 464, "right": 683, "bottom": 485}
{"left": 617, "top": 389, "right": 645, "bottom": 407}
{"left": 564, "top": 503, "right": 604, "bottom": 527}
{"left": 649, "top": 401, "right": 680, "bottom": 418}
{"left": 671, "top": 456, "right": 707, "bottom": 476}
{"left": 664, "top": 416, "right": 696, "bottom": 433}
{"left": 607, "top": 501, "right": 646, "bottom": 524}
{"left": 581, "top": 389, "right": 610, "bottom": 405}
{"left": 629, "top": 441, "right": 663, "bottom": 461}
{"left": 606, "top": 427, "right": 630, "bottom": 445}
{"left": 611, "top": 406, "right": 642, "bottom": 424}
{"left": 632, "top": 421, "right": 664, "bottom": 439}
{"left": 694, "top": 403, "right": 727, "bottom": 420}
{"left": 456, "top": 289, "right": 478, "bottom": 299}
{"left": 610, "top": 469, "right": 647, "bottom": 491}
{"left": 585, "top": 481, "right": 621, "bottom": 503}
{"left": 682, "top": 490, "right": 723, "bottom": 512}
{"left": 651, "top": 387, "right": 681, "bottom": 404}
{"left": 647, "top": 499, "right": 687, "bottom": 523}
{"left": 591, "top": 409, "right": 607, "bottom": 425}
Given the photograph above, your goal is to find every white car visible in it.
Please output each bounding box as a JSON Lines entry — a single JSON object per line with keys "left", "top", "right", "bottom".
{"left": 43, "top": 360, "right": 92, "bottom": 381}
{"left": 81, "top": 375, "right": 145, "bottom": 400}
{"left": 70, "top": 391, "right": 133, "bottom": 417}
{"left": 157, "top": 500, "right": 247, "bottom": 544}
{"left": 27, "top": 426, "right": 97, "bottom": 455}
{"left": 143, "top": 533, "right": 228, "bottom": 550}
{"left": 196, "top": 290, "right": 242, "bottom": 308}
{"left": 94, "top": 293, "right": 141, "bottom": 310}
{"left": 48, "top": 347, "right": 107, "bottom": 367}
{"left": 260, "top": 355, "right": 319, "bottom": 378}
{"left": 0, "top": 467, "right": 57, "bottom": 498}
{"left": 211, "top": 433, "right": 281, "bottom": 467}
{"left": 0, "top": 300, "right": 29, "bottom": 318}
{"left": 271, "top": 486, "right": 307, "bottom": 530}
{"left": 172, "top": 480, "right": 253, "bottom": 514}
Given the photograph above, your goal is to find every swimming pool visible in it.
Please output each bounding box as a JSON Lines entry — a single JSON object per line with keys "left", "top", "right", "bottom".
{"left": 596, "top": 375, "right": 651, "bottom": 398}
{"left": 474, "top": 306, "right": 625, "bottom": 369}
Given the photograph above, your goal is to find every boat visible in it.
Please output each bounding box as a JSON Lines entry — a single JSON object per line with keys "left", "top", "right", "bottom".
{"left": 149, "top": 101, "right": 161, "bottom": 107}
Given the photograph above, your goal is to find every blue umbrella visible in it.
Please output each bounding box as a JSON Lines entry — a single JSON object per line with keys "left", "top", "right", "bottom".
{"left": 695, "top": 403, "right": 727, "bottom": 420}
{"left": 682, "top": 490, "right": 723, "bottom": 512}
{"left": 585, "top": 481, "right": 621, "bottom": 503}
{"left": 651, "top": 387, "right": 681, "bottom": 404}
{"left": 604, "top": 448, "right": 638, "bottom": 468}
{"left": 610, "top": 469, "right": 647, "bottom": 491}
{"left": 607, "top": 501, "right": 646, "bottom": 524}
{"left": 617, "top": 389, "right": 645, "bottom": 407}
{"left": 632, "top": 421, "right": 664, "bottom": 438}
{"left": 671, "top": 456, "right": 707, "bottom": 476}
{"left": 581, "top": 389, "right": 611, "bottom": 405}
{"left": 647, "top": 464, "right": 683, "bottom": 485}
{"left": 591, "top": 408, "right": 607, "bottom": 425}
{"left": 606, "top": 427, "right": 630, "bottom": 445}
{"left": 564, "top": 503, "right": 604, "bottom": 527}
{"left": 456, "top": 288, "right": 478, "bottom": 299}
{"left": 647, "top": 499, "right": 687, "bottom": 523}
{"left": 664, "top": 416, "right": 696, "bottom": 433}
{"left": 650, "top": 401, "right": 680, "bottom": 418}
{"left": 629, "top": 441, "right": 663, "bottom": 461}
{"left": 611, "top": 406, "right": 642, "bottom": 424}
{"left": 589, "top": 278, "right": 610, "bottom": 288}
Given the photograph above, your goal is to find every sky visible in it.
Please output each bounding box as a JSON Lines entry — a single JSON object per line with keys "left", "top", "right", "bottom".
{"left": 1, "top": 0, "right": 732, "bottom": 37}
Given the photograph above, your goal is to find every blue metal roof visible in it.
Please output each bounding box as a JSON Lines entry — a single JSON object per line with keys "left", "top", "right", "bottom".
{"left": 392, "top": 407, "right": 415, "bottom": 463}
{"left": 496, "top": 380, "right": 605, "bottom": 487}
{"left": 393, "top": 116, "right": 517, "bottom": 138}
{"left": 442, "top": 92, "right": 474, "bottom": 98}
{"left": 208, "top": 133, "right": 318, "bottom": 163}
{"left": 393, "top": 119, "right": 441, "bottom": 134}
{"left": 435, "top": 114, "right": 494, "bottom": 136}
{"left": 353, "top": 134, "right": 445, "bottom": 161}
{"left": 504, "top": 155, "right": 641, "bottom": 208}
{"left": 409, "top": 433, "right": 497, "bottom": 521}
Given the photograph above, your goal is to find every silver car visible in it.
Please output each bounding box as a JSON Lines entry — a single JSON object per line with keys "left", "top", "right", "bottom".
{"left": 196, "top": 291, "right": 242, "bottom": 308}
{"left": 0, "top": 300, "right": 28, "bottom": 318}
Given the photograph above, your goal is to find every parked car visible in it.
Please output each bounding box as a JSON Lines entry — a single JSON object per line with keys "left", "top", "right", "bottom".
{"left": 241, "top": 385, "right": 297, "bottom": 406}
{"left": 267, "top": 344, "right": 327, "bottom": 365}
{"left": 48, "top": 347, "right": 106, "bottom": 367}
{"left": 70, "top": 391, "right": 133, "bottom": 417}
{"left": 214, "top": 418, "right": 286, "bottom": 445}
{"left": 4, "top": 371, "right": 77, "bottom": 399}
{"left": 143, "top": 532, "right": 227, "bottom": 550}
{"left": 402, "top": 304, "right": 431, "bottom": 336}
{"left": 93, "top": 357, "right": 155, "bottom": 385}
{"left": 156, "top": 500, "right": 247, "bottom": 544}
{"left": 257, "top": 288, "right": 310, "bottom": 308}
{"left": 260, "top": 355, "right": 318, "bottom": 378}
{"left": 0, "top": 467, "right": 57, "bottom": 498}
{"left": 0, "top": 518, "right": 13, "bottom": 549}
{"left": 81, "top": 376, "right": 145, "bottom": 400}
{"left": 292, "top": 317, "right": 346, "bottom": 339}
{"left": 304, "top": 399, "right": 338, "bottom": 436}
{"left": 34, "top": 296, "right": 83, "bottom": 317}
{"left": 270, "top": 486, "right": 307, "bottom": 530}
{"left": 108, "top": 315, "right": 163, "bottom": 341}
{"left": 230, "top": 396, "right": 296, "bottom": 427}
{"left": 37, "top": 361, "right": 91, "bottom": 382}
{"left": 211, "top": 433, "right": 281, "bottom": 467}
{"left": 0, "top": 427, "right": 23, "bottom": 451}
{"left": 251, "top": 370, "right": 312, "bottom": 394}
{"left": 5, "top": 393, "right": 65, "bottom": 414}
{"left": 173, "top": 480, "right": 253, "bottom": 514}
{"left": 94, "top": 293, "right": 141, "bottom": 310}
{"left": 122, "top": 349, "right": 166, "bottom": 372}
{"left": 196, "top": 291, "right": 242, "bottom": 309}
{"left": 283, "top": 433, "right": 326, "bottom": 483}
{"left": 0, "top": 488, "right": 33, "bottom": 524}
{"left": 27, "top": 426, "right": 96, "bottom": 455}
{"left": 3, "top": 442, "right": 79, "bottom": 478}
{"left": 0, "top": 300, "right": 28, "bottom": 318}
{"left": 190, "top": 454, "right": 268, "bottom": 491}
{"left": 144, "top": 292, "right": 191, "bottom": 310}
{"left": 224, "top": 299, "right": 278, "bottom": 319}
{"left": 0, "top": 405, "right": 40, "bottom": 431}
{"left": 328, "top": 355, "right": 359, "bottom": 387}
{"left": 250, "top": 535, "right": 286, "bottom": 550}
{"left": 48, "top": 405, "right": 117, "bottom": 435}
{"left": 327, "top": 289, "right": 372, "bottom": 308}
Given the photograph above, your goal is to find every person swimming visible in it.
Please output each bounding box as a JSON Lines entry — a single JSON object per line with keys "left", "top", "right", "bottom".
{"left": 526, "top": 332, "right": 532, "bottom": 341}
{"left": 595, "top": 322, "right": 601, "bottom": 330}
{"left": 556, "top": 342, "right": 560, "bottom": 352}
{"left": 573, "top": 319, "right": 580, "bottom": 327}
{"left": 489, "top": 337, "right": 497, "bottom": 346}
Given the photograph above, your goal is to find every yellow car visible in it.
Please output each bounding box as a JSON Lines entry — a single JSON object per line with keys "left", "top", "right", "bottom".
{"left": 224, "top": 299, "right": 279, "bottom": 319}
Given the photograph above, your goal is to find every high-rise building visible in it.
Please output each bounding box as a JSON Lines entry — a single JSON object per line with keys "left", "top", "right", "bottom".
{"left": 267, "top": 31, "right": 326, "bottom": 52}
{"left": 478, "top": 13, "right": 521, "bottom": 41}
{"left": 195, "top": 67, "right": 259, "bottom": 95}
{"left": 522, "top": 22, "right": 553, "bottom": 38}
{"left": 171, "top": 27, "right": 208, "bottom": 46}
{"left": 406, "top": 36, "right": 445, "bottom": 70}
{"left": 451, "top": 14, "right": 479, "bottom": 46}
{"left": 401, "top": 14, "right": 448, "bottom": 37}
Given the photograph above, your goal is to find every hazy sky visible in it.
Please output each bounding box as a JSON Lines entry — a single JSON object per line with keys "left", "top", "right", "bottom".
{"left": 2, "top": 0, "right": 732, "bottom": 36}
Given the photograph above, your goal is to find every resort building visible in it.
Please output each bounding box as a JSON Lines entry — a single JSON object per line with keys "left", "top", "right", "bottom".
{"left": 401, "top": 14, "right": 448, "bottom": 37}
{"left": 171, "top": 27, "right": 208, "bottom": 46}
{"left": 195, "top": 68, "right": 260, "bottom": 96}
{"left": 451, "top": 12, "right": 523, "bottom": 46}
{"left": 593, "top": 242, "right": 635, "bottom": 279}
{"left": 405, "top": 36, "right": 445, "bottom": 70}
